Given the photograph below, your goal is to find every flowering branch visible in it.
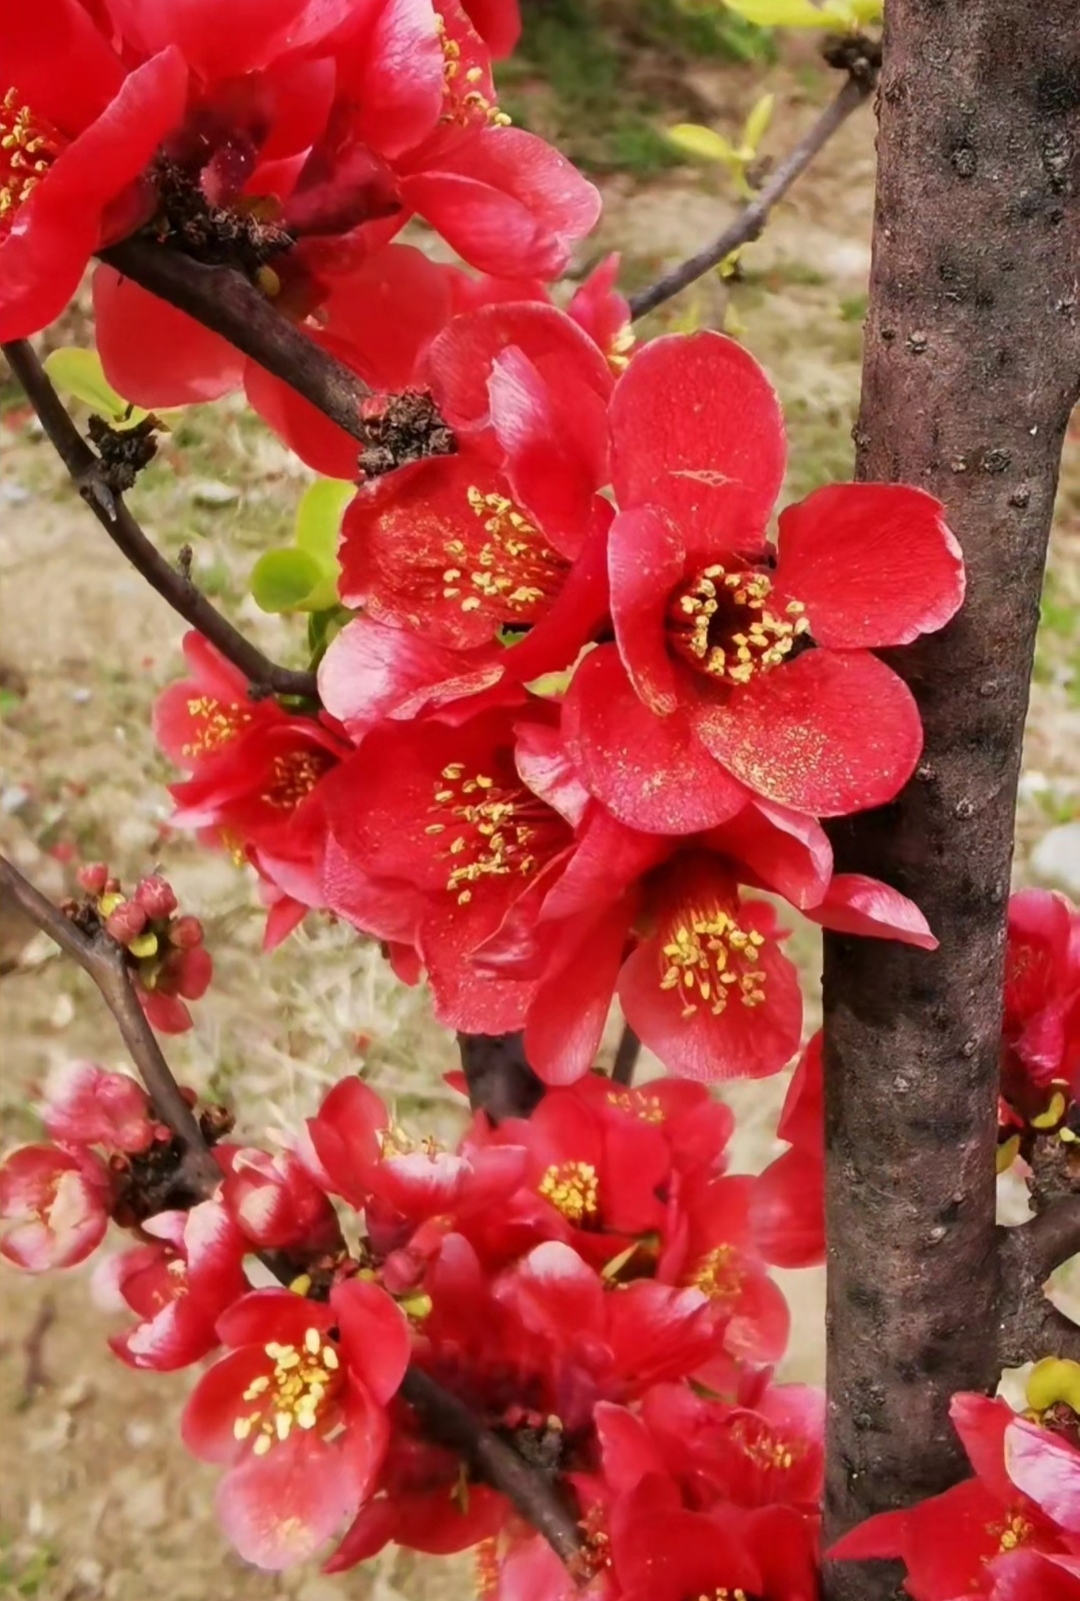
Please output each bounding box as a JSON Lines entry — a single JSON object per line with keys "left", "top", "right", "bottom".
{"left": 612, "top": 1025, "right": 642, "bottom": 1088}
{"left": 628, "top": 66, "right": 877, "bottom": 321}
{"left": 0, "top": 853, "right": 221, "bottom": 1197}
{"left": 1, "top": 340, "right": 318, "bottom": 702}
{"left": 99, "top": 238, "right": 373, "bottom": 445}
{"left": 0, "top": 852, "right": 584, "bottom": 1564}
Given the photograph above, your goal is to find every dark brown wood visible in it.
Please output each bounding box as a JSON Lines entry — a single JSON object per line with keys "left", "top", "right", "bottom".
{"left": 457, "top": 1031, "right": 545, "bottom": 1121}
{"left": 823, "top": 5, "right": 1080, "bottom": 1596}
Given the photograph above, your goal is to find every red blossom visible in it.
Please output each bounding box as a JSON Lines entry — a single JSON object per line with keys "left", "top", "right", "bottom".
{"left": 1000, "top": 890, "right": 1080, "bottom": 1129}
{"left": 222, "top": 1147, "right": 344, "bottom": 1256}
{"left": 750, "top": 1032, "right": 825, "bottom": 1269}
{"left": 41, "top": 1060, "right": 156, "bottom": 1154}
{"left": 0, "top": 1142, "right": 112, "bottom": 1271}
{"left": 104, "top": 1198, "right": 249, "bottom": 1371}
{"left": 182, "top": 1281, "right": 410, "bottom": 1569}
{"left": 567, "top": 329, "right": 964, "bottom": 822}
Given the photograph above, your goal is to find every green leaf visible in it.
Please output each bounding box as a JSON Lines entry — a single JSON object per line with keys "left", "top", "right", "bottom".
{"left": 741, "top": 91, "right": 775, "bottom": 153}
{"left": 721, "top": 0, "right": 837, "bottom": 27}
{"left": 293, "top": 478, "right": 353, "bottom": 572}
{"left": 251, "top": 548, "right": 329, "bottom": 613}
{"left": 43, "top": 348, "right": 143, "bottom": 425}
{"left": 666, "top": 122, "right": 738, "bottom": 164}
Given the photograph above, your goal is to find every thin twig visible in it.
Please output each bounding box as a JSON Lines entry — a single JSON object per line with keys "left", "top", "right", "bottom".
{"left": 628, "top": 73, "right": 875, "bottom": 321}
{"left": 1, "top": 340, "right": 318, "bottom": 701}
{"left": 100, "top": 239, "right": 372, "bottom": 445}
{"left": 0, "top": 855, "right": 582, "bottom": 1563}
{"left": 612, "top": 1024, "right": 642, "bottom": 1087}
{"left": 19, "top": 1296, "right": 56, "bottom": 1408}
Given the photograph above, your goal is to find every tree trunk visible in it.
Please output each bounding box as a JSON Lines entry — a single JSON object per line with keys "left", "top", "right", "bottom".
{"left": 822, "top": 4, "right": 1080, "bottom": 1596}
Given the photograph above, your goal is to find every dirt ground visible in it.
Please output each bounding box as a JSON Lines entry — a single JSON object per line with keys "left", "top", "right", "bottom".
{"left": 1, "top": 49, "right": 1078, "bottom": 1601}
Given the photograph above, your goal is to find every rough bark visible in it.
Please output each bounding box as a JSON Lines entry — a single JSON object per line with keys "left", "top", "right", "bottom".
{"left": 822, "top": 5, "right": 1080, "bottom": 1596}
{"left": 457, "top": 1031, "right": 545, "bottom": 1122}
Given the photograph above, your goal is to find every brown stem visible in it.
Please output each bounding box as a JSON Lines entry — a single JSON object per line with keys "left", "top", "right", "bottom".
{"left": 0, "top": 854, "right": 220, "bottom": 1194}
{"left": 1, "top": 854, "right": 580, "bottom": 1562}
{"left": 628, "top": 71, "right": 875, "bottom": 321}
{"left": 100, "top": 239, "right": 371, "bottom": 446}
{"left": 2, "top": 340, "right": 318, "bottom": 701}
{"left": 611, "top": 1024, "right": 642, "bottom": 1087}
{"left": 999, "top": 1199, "right": 1080, "bottom": 1367}
{"left": 456, "top": 1032, "right": 545, "bottom": 1122}
{"left": 822, "top": 4, "right": 1080, "bottom": 1597}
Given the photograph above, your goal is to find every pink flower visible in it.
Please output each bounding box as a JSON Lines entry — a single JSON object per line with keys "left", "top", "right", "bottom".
{"left": 0, "top": 1143, "right": 112, "bottom": 1270}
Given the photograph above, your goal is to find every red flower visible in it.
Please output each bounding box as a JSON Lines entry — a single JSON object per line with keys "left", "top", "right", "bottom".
{"left": 566, "top": 329, "right": 965, "bottom": 821}
{"left": 41, "top": 1060, "right": 156, "bottom": 1154}
{"left": 1001, "top": 890, "right": 1080, "bottom": 1115}
{"left": 1005, "top": 1414, "right": 1080, "bottom": 1535}
{"left": 0, "top": 1143, "right": 111, "bottom": 1271}
{"left": 750, "top": 1031, "right": 825, "bottom": 1269}
{"left": 0, "top": 6, "right": 187, "bottom": 341}
{"left": 459, "top": 0, "right": 521, "bottom": 57}
{"left": 182, "top": 1281, "right": 410, "bottom": 1569}
{"left": 104, "top": 1198, "right": 249, "bottom": 1371}
{"left": 222, "top": 1147, "right": 344, "bottom": 1256}
{"left": 832, "top": 1393, "right": 1074, "bottom": 1598}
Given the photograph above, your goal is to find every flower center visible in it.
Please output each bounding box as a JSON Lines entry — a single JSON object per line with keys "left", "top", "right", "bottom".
{"left": 606, "top": 1089, "right": 666, "bottom": 1124}
{"left": 691, "top": 1590, "right": 755, "bottom": 1601}
{"left": 261, "top": 748, "right": 334, "bottom": 811}
{"left": 727, "top": 1416, "right": 804, "bottom": 1474}
{"left": 435, "top": 15, "right": 511, "bottom": 128}
{"left": 688, "top": 1243, "right": 744, "bottom": 1305}
{"left": 234, "top": 1327, "right": 343, "bottom": 1455}
{"left": 666, "top": 565, "right": 809, "bottom": 686}
{"left": 1, "top": 88, "right": 60, "bottom": 240}
{"left": 439, "top": 488, "right": 569, "bottom": 627}
{"left": 659, "top": 904, "right": 767, "bottom": 1019}
{"left": 538, "top": 1161, "right": 599, "bottom": 1225}
{"left": 180, "top": 696, "right": 253, "bottom": 759}
{"left": 427, "top": 763, "right": 564, "bottom": 906}
{"left": 992, "top": 1509, "right": 1035, "bottom": 1552}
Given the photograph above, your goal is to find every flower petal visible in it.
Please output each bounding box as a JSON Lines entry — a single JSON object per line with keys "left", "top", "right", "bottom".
{"left": 609, "top": 506, "right": 687, "bottom": 716}
{"left": 806, "top": 873, "right": 938, "bottom": 950}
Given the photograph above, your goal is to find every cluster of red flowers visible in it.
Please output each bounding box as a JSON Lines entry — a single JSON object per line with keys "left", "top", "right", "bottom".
{"left": 74, "top": 861, "right": 212, "bottom": 1031}
{"left": 154, "top": 321, "right": 964, "bottom": 1086}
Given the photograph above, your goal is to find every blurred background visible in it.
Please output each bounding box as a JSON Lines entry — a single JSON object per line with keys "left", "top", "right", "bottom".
{"left": 1, "top": 3, "right": 1077, "bottom": 1597}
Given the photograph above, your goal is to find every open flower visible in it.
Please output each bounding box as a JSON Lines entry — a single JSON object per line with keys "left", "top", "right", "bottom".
{"left": 565, "top": 329, "right": 965, "bottom": 822}
{"left": 182, "top": 1282, "right": 410, "bottom": 1569}
{"left": 0, "top": 1143, "right": 112, "bottom": 1271}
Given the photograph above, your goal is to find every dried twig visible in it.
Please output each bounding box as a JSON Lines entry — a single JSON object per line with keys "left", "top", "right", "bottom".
{"left": 2, "top": 340, "right": 318, "bottom": 701}
{"left": 19, "top": 1296, "right": 56, "bottom": 1408}
{"left": 629, "top": 71, "right": 875, "bottom": 321}
{"left": 100, "top": 239, "right": 372, "bottom": 445}
{"left": 0, "top": 855, "right": 582, "bottom": 1562}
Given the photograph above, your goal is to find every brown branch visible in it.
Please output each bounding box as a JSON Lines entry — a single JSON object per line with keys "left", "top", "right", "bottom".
{"left": 1, "top": 855, "right": 580, "bottom": 1562}
{"left": 611, "top": 1024, "right": 642, "bottom": 1087}
{"left": 628, "top": 71, "right": 875, "bottom": 321}
{"left": 998, "top": 1200, "right": 1080, "bottom": 1367}
{"left": 457, "top": 1032, "right": 545, "bottom": 1122}
{"left": 1, "top": 340, "right": 318, "bottom": 701}
{"left": 100, "top": 238, "right": 371, "bottom": 445}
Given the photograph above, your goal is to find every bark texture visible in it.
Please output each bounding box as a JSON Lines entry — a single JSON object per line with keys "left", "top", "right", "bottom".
{"left": 457, "top": 1031, "right": 545, "bottom": 1121}
{"left": 823, "top": 5, "right": 1079, "bottom": 1596}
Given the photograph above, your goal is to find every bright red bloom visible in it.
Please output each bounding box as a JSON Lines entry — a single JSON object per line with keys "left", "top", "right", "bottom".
{"left": 104, "top": 1198, "right": 249, "bottom": 1371}
{"left": 41, "top": 1060, "right": 156, "bottom": 1154}
{"left": 1001, "top": 890, "right": 1080, "bottom": 1117}
{"left": 182, "top": 1281, "right": 410, "bottom": 1569}
{"left": 566, "top": 329, "right": 965, "bottom": 822}
{"left": 221, "top": 1147, "right": 344, "bottom": 1256}
{"left": 1005, "top": 1414, "right": 1080, "bottom": 1534}
{"left": 0, "top": 5, "right": 187, "bottom": 341}
{"left": 0, "top": 1142, "right": 112, "bottom": 1270}
{"left": 750, "top": 1031, "right": 825, "bottom": 1269}
{"left": 832, "top": 1394, "right": 1075, "bottom": 1598}
{"left": 460, "top": 0, "right": 521, "bottom": 56}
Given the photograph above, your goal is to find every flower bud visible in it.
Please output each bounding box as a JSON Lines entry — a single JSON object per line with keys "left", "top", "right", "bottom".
{"left": 169, "top": 915, "right": 205, "bottom": 949}
{"left": 78, "top": 862, "right": 110, "bottom": 894}
{"left": 134, "top": 875, "right": 178, "bottom": 919}
{"left": 105, "top": 900, "right": 149, "bottom": 945}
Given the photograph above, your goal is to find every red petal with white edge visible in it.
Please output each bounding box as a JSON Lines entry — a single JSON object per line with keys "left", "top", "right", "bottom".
{"left": 216, "top": 1432, "right": 365, "bottom": 1572}
{"left": 317, "top": 616, "right": 503, "bottom": 734}
{"left": 524, "top": 903, "right": 629, "bottom": 1085}
{"left": 426, "top": 301, "right": 612, "bottom": 442}
{"left": 989, "top": 1551, "right": 1080, "bottom": 1600}
{"left": 704, "top": 798, "right": 832, "bottom": 911}
{"left": 563, "top": 646, "right": 749, "bottom": 835}
{"left": 619, "top": 891, "right": 802, "bottom": 1082}
{"left": 806, "top": 873, "right": 938, "bottom": 949}
{"left": 330, "top": 1279, "right": 411, "bottom": 1406}
{"left": 94, "top": 268, "right": 244, "bottom": 405}
{"left": 488, "top": 346, "right": 608, "bottom": 557}
{"left": 609, "top": 330, "right": 785, "bottom": 550}
{"left": 1005, "top": 1417, "right": 1080, "bottom": 1532}
{"left": 505, "top": 1241, "right": 606, "bottom": 1334}
{"left": 695, "top": 648, "right": 923, "bottom": 816}
{"left": 774, "top": 483, "right": 965, "bottom": 649}
{"left": 609, "top": 506, "right": 687, "bottom": 716}
{"left": 401, "top": 127, "right": 601, "bottom": 280}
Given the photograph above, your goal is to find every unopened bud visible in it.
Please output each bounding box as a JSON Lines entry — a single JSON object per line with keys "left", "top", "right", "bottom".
{"left": 169, "top": 915, "right": 204, "bottom": 949}
{"left": 134, "top": 875, "right": 178, "bottom": 919}
{"left": 105, "top": 900, "right": 149, "bottom": 945}
{"left": 78, "top": 862, "right": 110, "bottom": 894}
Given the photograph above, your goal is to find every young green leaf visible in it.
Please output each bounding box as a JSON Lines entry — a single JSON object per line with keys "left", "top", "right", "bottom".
{"left": 43, "top": 348, "right": 147, "bottom": 428}
{"left": 666, "top": 123, "right": 738, "bottom": 164}
{"left": 741, "top": 91, "right": 775, "bottom": 154}
{"left": 250, "top": 548, "right": 331, "bottom": 614}
{"left": 293, "top": 478, "right": 354, "bottom": 574}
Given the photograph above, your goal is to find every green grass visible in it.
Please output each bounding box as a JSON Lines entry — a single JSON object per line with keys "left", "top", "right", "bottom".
{"left": 497, "top": 0, "right": 775, "bottom": 176}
